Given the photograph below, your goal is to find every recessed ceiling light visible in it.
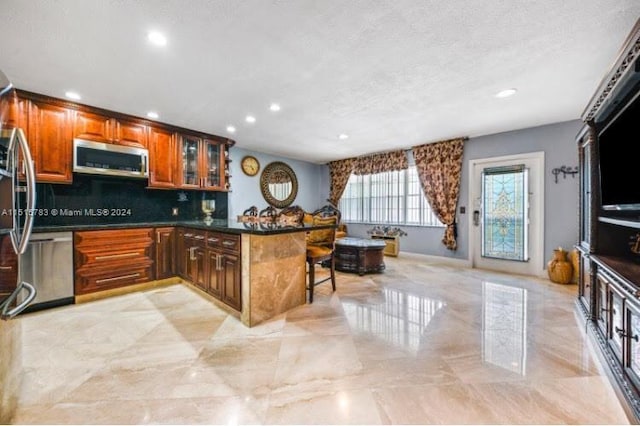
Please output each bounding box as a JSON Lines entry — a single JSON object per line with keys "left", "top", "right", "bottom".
{"left": 495, "top": 88, "right": 517, "bottom": 98}
{"left": 338, "top": 134, "right": 349, "bottom": 140}
{"left": 65, "top": 91, "right": 81, "bottom": 100}
{"left": 146, "top": 111, "right": 159, "bottom": 119}
{"left": 226, "top": 125, "right": 236, "bottom": 134}
{"left": 245, "top": 115, "right": 256, "bottom": 123}
{"left": 147, "top": 31, "right": 167, "bottom": 46}
{"left": 269, "top": 103, "right": 281, "bottom": 112}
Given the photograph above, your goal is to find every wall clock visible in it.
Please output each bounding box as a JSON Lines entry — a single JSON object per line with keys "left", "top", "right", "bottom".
{"left": 241, "top": 155, "right": 260, "bottom": 176}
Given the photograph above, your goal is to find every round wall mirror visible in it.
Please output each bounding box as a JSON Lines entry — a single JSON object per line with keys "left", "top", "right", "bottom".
{"left": 260, "top": 161, "right": 298, "bottom": 208}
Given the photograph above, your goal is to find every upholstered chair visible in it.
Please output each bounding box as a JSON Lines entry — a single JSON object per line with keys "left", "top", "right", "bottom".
{"left": 277, "top": 205, "right": 305, "bottom": 226}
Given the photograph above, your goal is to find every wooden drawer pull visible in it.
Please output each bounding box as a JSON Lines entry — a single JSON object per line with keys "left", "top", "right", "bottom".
{"left": 0, "top": 266, "right": 13, "bottom": 270}
{"left": 96, "top": 273, "right": 140, "bottom": 284}
{"left": 95, "top": 252, "right": 139, "bottom": 260}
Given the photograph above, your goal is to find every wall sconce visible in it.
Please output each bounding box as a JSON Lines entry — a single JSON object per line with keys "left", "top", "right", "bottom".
{"left": 552, "top": 166, "right": 578, "bottom": 184}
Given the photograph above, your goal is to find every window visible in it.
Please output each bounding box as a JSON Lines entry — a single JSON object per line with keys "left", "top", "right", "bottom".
{"left": 339, "top": 166, "right": 443, "bottom": 226}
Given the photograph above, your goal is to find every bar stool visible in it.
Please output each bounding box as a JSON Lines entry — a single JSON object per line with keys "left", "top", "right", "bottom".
{"left": 306, "top": 214, "right": 338, "bottom": 303}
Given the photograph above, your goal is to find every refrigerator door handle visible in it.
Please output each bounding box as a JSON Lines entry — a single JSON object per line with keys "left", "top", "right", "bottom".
{"left": 0, "top": 281, "right": 37, "bottom": 319}
{"left": 9, "top": 128, "right": 36, "bottom": 255}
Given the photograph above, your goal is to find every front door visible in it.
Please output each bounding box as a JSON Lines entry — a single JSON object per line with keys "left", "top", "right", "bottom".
{"left": 469, "top": 152, "right": 544, "bottom": 277}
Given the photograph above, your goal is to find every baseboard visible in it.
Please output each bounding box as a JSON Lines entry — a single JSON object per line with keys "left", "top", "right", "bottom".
{"left": 74, "top": 276, "right": 182, "bottom": 304}
{"left": 397, "top": 251, "right": 472, "bottom": 268}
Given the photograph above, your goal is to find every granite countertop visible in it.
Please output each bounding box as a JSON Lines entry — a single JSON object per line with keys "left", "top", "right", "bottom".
{"left": 31, "top": 219, "right": 335, "bottom": 235}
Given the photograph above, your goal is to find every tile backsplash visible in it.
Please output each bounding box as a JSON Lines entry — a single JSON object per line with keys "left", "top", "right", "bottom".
{"left": 33, "top": 174, "right": 228, "bottom": 226}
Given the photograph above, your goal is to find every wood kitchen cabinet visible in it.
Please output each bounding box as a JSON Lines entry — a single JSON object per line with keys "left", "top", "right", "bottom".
{"left": 177, "top": 227, "right": 241, "bottom": 311}
{"left": 183, "top": 230, "right": 207, "bottom": 291}
{"left": 176, "top": 228, "right": 187, "bottom": 279}
{"left": 0, "top": 234, "right": 18, "bottom": 297}
{"left": 206, "top": 232, "right": 241, "bottom": 310}
{"left": 27, "top": 100, "right": 73, "bottom": 183}
{"left": 5, "top": 93, "right": 75, "bottom": 184}
{"left": 177, "top": 135, "right": 227, "bottom": 191}
{"left": 74, "top": 228, "right": 154, "bottom": 295}
{"left": 12, "top": 90, "right": 235, "bottom": 188}
{"left": 154, "top": 227, "right": 175, "bottom": 280}
{"left": 148, "top": 126, "right": 177, "bottom": 189}
{"left": 3, "top": 91, "right": 27, "bottom": 130}
{"left": 221, "top": 252, "right": 241, "bottom": 310}
{"left": 73, "top": 110, "right": 148, "bottom": 148}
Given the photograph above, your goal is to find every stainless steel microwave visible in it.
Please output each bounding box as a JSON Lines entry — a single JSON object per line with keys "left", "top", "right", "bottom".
{"left": 73, "top": 139, "right": 149, "bottom": 179}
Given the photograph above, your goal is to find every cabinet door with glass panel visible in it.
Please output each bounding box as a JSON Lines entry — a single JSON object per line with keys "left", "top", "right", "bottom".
{"left": 577, "top": 126, "right": 594, "bottom": 250}
{"left": 624, "top": 296, "right": 640, "bottom": 392}
{"left": 177, "top": 134, "right": 226, "bottom": 191}
{"left": 201, "top": 138, "right": 225, "bottom": 190}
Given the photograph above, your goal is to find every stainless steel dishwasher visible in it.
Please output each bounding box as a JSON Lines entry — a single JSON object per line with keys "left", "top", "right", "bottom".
{"left": 19, "top": 231, "right": 74, "bottom": 312}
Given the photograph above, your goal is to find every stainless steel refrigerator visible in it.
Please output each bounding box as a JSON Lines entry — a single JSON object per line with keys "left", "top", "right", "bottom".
{"left": 0, "top": 68, "right": 37, "bottom": 319}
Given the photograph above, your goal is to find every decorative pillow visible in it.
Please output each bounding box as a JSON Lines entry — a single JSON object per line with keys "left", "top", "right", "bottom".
{"left": 303, "top": 213, "right": 314, "bottom": 225}
{"left": 307, "top": 215, "right": 337, "bottom": 244}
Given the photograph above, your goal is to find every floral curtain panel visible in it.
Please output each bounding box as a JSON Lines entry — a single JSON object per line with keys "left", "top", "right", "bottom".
{"left": 412, "top": 137, "right": 466, "bottom": 250}
{"left": 352, "top": 149, "right": 408, "bottom": 175}
{"left": 327, "top": 158, "right": 355, "bottom": 206}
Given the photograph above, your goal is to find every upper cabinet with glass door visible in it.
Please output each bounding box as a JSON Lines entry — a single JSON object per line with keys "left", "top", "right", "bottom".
{"left": 576, "top": 125, "right": 595, "bottom": 251}
{"left": 177, "top": 134, "right": 227, "bottom": 191}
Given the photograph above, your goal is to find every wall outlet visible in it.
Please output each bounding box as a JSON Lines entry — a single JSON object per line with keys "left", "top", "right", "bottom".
{"left": 172, "top": 207, "right": 179, "bottom": 216}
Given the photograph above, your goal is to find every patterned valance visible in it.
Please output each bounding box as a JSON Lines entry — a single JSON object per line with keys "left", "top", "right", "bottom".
{"left": 352, "top": 149, "right": 409, "bottom": 175}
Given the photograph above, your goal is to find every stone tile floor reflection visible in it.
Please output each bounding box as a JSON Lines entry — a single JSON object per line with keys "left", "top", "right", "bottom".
{"left": 12, "top": 256, "right": 629, "bottom": 424}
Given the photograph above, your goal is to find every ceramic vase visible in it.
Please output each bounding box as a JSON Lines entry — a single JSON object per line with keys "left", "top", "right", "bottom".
{"left": 547, "top": 247, "right": 573, "bottom": 284}
{"left": 568, "top": 248, "right": 580, "bottom": 284}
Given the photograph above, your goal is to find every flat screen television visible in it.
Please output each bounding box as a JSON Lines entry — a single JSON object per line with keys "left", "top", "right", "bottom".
{"left": 598, "top": 89, "right": 640, "bottom": 212}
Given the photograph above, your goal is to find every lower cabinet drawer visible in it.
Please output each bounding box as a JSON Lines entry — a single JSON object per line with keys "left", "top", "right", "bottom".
{"left": 74, "top": 228, "right": 155, "bottom": 295}
{"left": 75, "top": 263, "right": 153, "bottom": 295}
{"left": 76, "top": 247, "right": 151, "bottom": 267}
{"left": 207, "top": 232, "right": 240, "bottom": 253}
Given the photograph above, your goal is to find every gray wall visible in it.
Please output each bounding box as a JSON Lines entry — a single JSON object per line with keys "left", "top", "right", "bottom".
{"left": 228, "top": 147, "right": 326, "bottom": 219}
{"left": 325, "top": 120, "right": 583, "bottom": 263}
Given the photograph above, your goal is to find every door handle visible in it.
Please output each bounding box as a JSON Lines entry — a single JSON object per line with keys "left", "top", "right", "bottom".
{"left": 473, "top": 210, "right": 480, "bottom": 226}
{"left": 95, "top": 252, "right": 139, "bottom": 260}
{"left": 1, "top": 281, "right": 37, "bottom": 320}
{"left": 95, "top": 273, "right": 141, "bottom": 284}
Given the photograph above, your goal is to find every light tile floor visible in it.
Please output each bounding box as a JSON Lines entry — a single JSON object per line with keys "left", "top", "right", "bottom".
{"left": 11, "top": 256, "right": 630, "bottom": 424}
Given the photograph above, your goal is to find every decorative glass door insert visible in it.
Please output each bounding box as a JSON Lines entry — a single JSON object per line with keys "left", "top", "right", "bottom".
{"left": 203, "top": 139, "right": 221, "bottom": 188}
{"left": 481, "top": 165, "right": 529, "bottom": 261}
{"left": 181, "top": 136, "right": 199, "bottom": 186}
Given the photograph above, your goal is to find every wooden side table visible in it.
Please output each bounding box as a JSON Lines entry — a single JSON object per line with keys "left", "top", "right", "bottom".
{"left": 371, "top": 235, "right": 400, "bottom": 256}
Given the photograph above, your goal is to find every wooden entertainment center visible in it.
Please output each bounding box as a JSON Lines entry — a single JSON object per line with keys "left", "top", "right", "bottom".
{"left": 576, "top": 18, "right": 640, "bottom": 422}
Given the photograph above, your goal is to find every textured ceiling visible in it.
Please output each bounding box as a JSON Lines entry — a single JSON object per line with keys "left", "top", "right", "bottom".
{"left": 1, "top": 1, "right": 639, "bottom": 163}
